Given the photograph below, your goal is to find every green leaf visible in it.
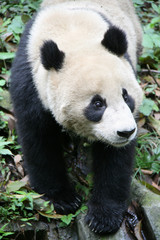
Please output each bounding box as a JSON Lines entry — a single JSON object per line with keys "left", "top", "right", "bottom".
{"left": 61, "top": 214, "right": 73, "bottom": 225}
{"left": 0, "top": 148, "right": 12, "bottom": 155}
{"left": 151, "top": 162, "right": 160, "bottom": 174}
{"left": 7, "top": 16, "right": 24, "bottom": 35}
{"left": 152, "top": 103, "right": 159, "bottom": 112}
{"left": 152, "top": 34, "right": 160, "bottom": 48}
{"left": 21, "top": 14, "right": 30, "bottom": 23}
{"left": 139, "top": 98, "right": 155, "bottom": 116}
{"left": 0, "top": 137, "right": 12, "bottom": 146}
{"left": 133, "top": 0, "right": 143, "bottom": 5}
{"left": 142, "top": 34, "right": 153, "bottom": 49}
{"left": 6, "top": 181, "right": 26, "bottom": 193}
{"left": 150, "top": 17, "right": 160, "bottom": 27}
{"left": 0, "top": 80, "right": 6, "bottom": 87}
{"left": 0, "top": 223, "right": 9, "bottom": 232}
{"left": 0, "top": 52, "right": 15, "bottom": 60}
{"left": 151, "top": 3, "right": 160, "bottom": 14}
{"left": 2, "top": 232, "right": 14, "bottom": 237}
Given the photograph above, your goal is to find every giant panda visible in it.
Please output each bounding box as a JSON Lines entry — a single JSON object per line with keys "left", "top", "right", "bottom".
{"left": 10, "top": 0, "right": 143, "bottom": 234}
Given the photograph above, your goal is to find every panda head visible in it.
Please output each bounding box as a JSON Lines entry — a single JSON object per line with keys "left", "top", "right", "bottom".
{"left": 38, "top": 26, "right": 142, "bottom": 147}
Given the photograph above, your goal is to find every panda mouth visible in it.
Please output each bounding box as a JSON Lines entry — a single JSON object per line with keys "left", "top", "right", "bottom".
{"left": 110, "top": 140, "right": 129, "bottom": 147}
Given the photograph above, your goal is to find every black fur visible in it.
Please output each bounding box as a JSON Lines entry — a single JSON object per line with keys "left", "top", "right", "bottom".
{"left": 40, "top": 40, "right": 65, "bottom": 70}
{"left": 122, "top": 88, "right": 135, "bottom": 112}
{"left": 84, "top": 95, "right": 107, "bottom": 122}
{"left": 10, "top": 14, "right": 136, "bottom": 235}
{"left": 101, "top": 26, "right": 128, "bottom": 56}
{"left": 10, "top": 19, "right": 81, "bottom": 215}
{"left": 85, "top": 140, "right": 136, "bottom": 233}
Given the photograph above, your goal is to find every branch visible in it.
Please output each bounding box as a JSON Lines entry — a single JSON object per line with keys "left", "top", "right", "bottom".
{"left": 141, "top": 69, "right": 160, "bottom": 74}
{"left": 146, "top": 64, "right": 160, "bottom": 88}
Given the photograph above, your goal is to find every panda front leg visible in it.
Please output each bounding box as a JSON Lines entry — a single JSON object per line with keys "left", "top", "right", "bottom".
{"left": 85, "top": 141, "right": 135, "bottom": 234}
{"left": 17, "top": 111, "right": 81, "bottom": 215}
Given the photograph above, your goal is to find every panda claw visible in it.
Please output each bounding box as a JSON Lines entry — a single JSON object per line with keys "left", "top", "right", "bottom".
{"left": 76, "top": 197, "right": 81, "bottom": 202}
{"left": 74, "top": 202, "right": 79, "bottom": 207}
{"left": 60, "top": 206, "right": 65, "bottom": 211}
{"left": 88, "top": 218, "right": 94, "bottom": 227}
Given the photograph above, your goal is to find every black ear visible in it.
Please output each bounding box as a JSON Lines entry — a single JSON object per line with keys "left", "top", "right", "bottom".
{"left": 40, "top": 40, "right": 65, "bottom": 71}
{"left": 101, "top": 26, "right": 128, "bottom": 56}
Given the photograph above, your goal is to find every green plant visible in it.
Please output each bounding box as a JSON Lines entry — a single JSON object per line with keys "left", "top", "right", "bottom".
{"left": 0, "top": 223, "right": 14, "bottom": 240}
{"left": 0, "top": 181, "right": 41, "bottom": 224}
{"left": 0, "top": 0, "right": 159, "bottom": 231}
{"left": 60, "top": 205, "right": 87, "bottom": 227}
{"left": 139, "top": 97, "right": 159, "bottom": 116}
{"left": 133, "top": 0, "right": 160, "bottom": 69}
{"left": 136, "top": 133, "right": 160, "bottom": 174}
{"left": 0, "top": 193, "right": 36, "bottom": 224}
{"left": 0, "top": 0, "right": 42, "bottom": 65}
{"left": 0, "top": 137, "right": 12, "bottom": 155}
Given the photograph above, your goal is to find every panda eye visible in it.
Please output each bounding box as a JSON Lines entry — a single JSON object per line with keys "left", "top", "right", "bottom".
{"left": 91, "top": 95, "right": 106, "bottom": 109}
{"left": 94, "top": 100, "right": 103, "bottom": 108}
{"left": 122, "top": 88, "right": 128, "bottom": 102}
{"left": 84, "top": 94, "right": 107, "bottom": 122}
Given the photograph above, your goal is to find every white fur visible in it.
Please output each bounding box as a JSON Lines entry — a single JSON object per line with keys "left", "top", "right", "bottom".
{"left": 27, "top": 0, "right": 143, "bottom": 146}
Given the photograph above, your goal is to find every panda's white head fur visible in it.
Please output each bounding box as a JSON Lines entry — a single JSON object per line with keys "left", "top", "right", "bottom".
{"left": 27, "top": 5, "right": 143, "bottom": 147}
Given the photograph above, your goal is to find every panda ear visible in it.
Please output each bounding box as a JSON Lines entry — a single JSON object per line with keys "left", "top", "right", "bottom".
{"left": 101, "top": 26, "right": 128, "bottom": 56}
{"left": 40, "top": 40, "right": 65, "bottom": 71}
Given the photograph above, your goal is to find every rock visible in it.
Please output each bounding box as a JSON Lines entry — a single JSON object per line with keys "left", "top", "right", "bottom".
{"left": 131, "top": 179, "right": 160, "bottom": 240}
{"left": 1, "top": 180, "right": 160, "bottom": 239}
{"left": 0, "top": 89, "right": 12, "bottom": 110}
{"left": 76, "top": 214, "right": 128, "bottom": 240}
{"left": 56, "top": 222, "right": 78, "bottom": 240}
{"left": 0, "top": 221, "right": 78, "bottom": 240}
{"left": 0, "top": 221, "right": 49, "bottom": 240}
{"left": 76, "top": 179, "right": 160, "bottom": 240}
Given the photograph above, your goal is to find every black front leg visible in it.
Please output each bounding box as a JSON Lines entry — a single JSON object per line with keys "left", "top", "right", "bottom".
{"left": 16, "top": 109, "right": 82, "bottom": 215}
{"left": 86, "top": 141, "right": 136, "bottom": 234}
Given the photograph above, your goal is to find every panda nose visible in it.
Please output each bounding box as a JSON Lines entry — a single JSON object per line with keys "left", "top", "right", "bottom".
{"left": 117, "top": 128, "right": 135, "bottom": 139}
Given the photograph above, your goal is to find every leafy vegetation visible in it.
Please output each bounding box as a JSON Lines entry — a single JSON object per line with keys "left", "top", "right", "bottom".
{"left": 0, "top": 223, "right": 14, "bottom": 240}
{"left": 0, "top": 0, "right": 160, "bottom": 237}
{"left": 133, "top": 0, "right": 160, "bottom": 180}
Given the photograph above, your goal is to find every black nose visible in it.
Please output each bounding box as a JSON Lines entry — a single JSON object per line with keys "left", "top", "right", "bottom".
{"left": 117, "top": 128, "right": 135, "bottom": 138}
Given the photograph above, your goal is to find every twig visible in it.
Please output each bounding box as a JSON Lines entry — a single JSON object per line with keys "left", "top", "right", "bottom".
{"left": 0, "top": 105, "right": 14, "bottom": 115}
{"left": 141, "top": 69, "right": 160, "bottom": 74}
{"left": 146, "top": 64, "right": 160, "bottom": 88}
{"left": 135, "top": 168, "right": 153, "bottom": 175}
{"left": 76, "top": 174, "right": 89, "bottom": 187}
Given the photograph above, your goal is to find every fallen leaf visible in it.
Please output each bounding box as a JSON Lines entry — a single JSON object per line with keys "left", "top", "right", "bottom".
{"left": 14, "top": 154, "right": 22, "bottom": 164}
{"left": 6, "top": 180, "right": 26, "bottom": 193}
{"left": 155, "top": 89, "right": 160, "bottom": 98}
{"left": 137, "top": 118, "right": 146, "bottom": 128}
{"left": 14, "top": 154, "right": 24, "bottom": 177}
{"left": 148, "top": 116, "right": 160, "bottom": 135}
{"left": 134, "top": 220, "right": 143, "bottom": 240}
{"left": 152, "top": 181, "right": 160, "bottom": 191}
{"left": 20, "top": 175, "right": 29, "bottom": 184}
{"left": 154, "top": 112, "right": 160, "bottom": 120}
{"left": 135, "top": 168, "right": 153, "bottom": 175}
{"left": 140, "top": 180, "right": 160, "bottom": 195}
{"left": 38, "top": 211, "right": 62, "bottom": 219}
{"left": 1, "top": 32, "right": 13, "bottom": 42}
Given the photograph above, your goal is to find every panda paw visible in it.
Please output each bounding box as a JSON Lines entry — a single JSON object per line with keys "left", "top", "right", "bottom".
{"left": 85, "top": 201, "right": 126, "bottom": 234}
{"left": 48, "top": 190, "right": 82, "bottom": 215}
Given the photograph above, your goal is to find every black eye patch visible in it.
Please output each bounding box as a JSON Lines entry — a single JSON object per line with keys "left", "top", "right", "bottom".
{"left": 122, "top": 88, "right": 135, "bottom": 112}
{"left": 84, "top": 95, "right": 107, "bottom": 122}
